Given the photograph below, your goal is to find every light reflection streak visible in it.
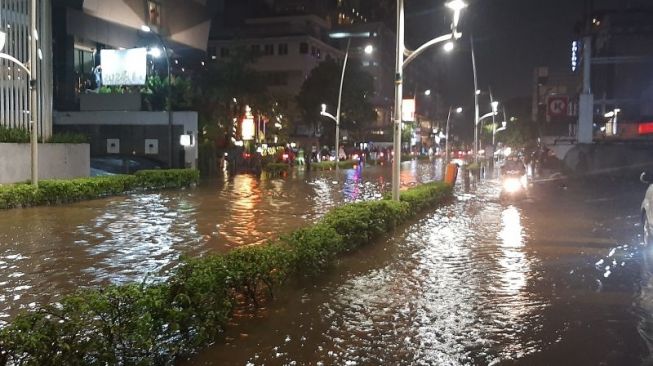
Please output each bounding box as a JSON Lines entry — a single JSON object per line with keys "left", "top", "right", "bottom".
{"left": 498, "top": 206, "right": 528, "bottom": 295}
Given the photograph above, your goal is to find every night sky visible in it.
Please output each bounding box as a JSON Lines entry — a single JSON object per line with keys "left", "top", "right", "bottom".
{"left": 402, "top": 0, "right": 638, "bottom": 107}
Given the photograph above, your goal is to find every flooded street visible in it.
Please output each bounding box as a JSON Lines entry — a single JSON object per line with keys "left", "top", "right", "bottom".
{"left": 2, "top": 159, "right": 653, "bottom": 365}
{"left": 186, "top": 175, "right": 653, "bottom": 365}
{"left": 0, "top": 160, "right": 442, "bottom": 322}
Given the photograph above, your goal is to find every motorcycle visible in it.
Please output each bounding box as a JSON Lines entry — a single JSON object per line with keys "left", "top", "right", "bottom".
{"left": 500, "top": 169, "right": 528, "bottom": 200}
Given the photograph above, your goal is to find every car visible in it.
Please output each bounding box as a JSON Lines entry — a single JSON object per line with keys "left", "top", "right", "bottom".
{"left": 90, "top": 155, "right": 166, "bottom": 176}
{"left": 641, "top": 172, "right": 653, "bottom": 245}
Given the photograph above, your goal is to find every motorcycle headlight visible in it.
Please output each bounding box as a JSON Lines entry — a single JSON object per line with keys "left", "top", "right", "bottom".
{"left": 503, "top": 178, "right": 522, "bottom": 193}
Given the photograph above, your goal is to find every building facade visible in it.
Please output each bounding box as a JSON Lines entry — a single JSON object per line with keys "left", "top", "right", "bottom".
{"left": 0, "top": 0, "right": 53, "bottom": 138}
{"left": 50, "top": 0, "right": 218, "bottom": 168}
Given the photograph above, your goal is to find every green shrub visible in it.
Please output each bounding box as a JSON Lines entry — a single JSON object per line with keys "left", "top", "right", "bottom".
{"left": 0, "top": 169, "right": 199, "bottom": 209}
{"left": 0, "top": 126, "right": 30, "bottom": 143}
{"left": 46, "top": 132, "right": 89, "bottom": 144}
{"left": 311, "top": 160, "right": 357, "bottom": 171}
{"left": 0, "top": 180, "right": 453, "bottom": 364}
{"left": 135, "top": 169, "right": 200, "bottom": 189}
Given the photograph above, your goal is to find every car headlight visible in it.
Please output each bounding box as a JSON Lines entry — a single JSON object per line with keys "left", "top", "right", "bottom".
{"left": 503, "top": 178, "right": 523, "bottom": 193}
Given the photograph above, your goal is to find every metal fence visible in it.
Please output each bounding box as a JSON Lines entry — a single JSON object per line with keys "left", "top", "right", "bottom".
{"left": 0, "top": 0, "right": 52, "bottom": 138}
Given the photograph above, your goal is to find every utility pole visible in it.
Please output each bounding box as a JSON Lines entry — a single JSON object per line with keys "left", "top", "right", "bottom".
{"left": 335, "top": 39, "right": 351, "bottom": 172}
{"left": 392, "top": 0, "right": 405, "bottom": 201}
{"left": 471, "top": 35, "right": 479, "bottom": 162}
{"left": 30, "top": 0, "right": 38, "bottom": 186}
{"left": 577, "top": 0, "right": 594, "bottom": 144}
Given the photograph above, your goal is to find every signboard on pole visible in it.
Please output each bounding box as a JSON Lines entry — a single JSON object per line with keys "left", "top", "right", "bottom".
{"left": 402, "top": 99, "right": 415, "bottom": 122}
{"left": 546, "top": 96, "right": 569, "bottom": 121}
{"left": 241, "top": 106, "right": 255, "bottom": 140}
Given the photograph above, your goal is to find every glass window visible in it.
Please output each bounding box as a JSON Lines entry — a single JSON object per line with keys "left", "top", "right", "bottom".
{"left": 299, "top": 42, "right": 309, "bottom": 54}
{"left": 278, "top": 43, "right": 288, "bottom": 55}
{"left": 264, "top": 44, "right": 274, "bottom": 55}
{"left": 220, "top": 47, "right": 230, "bottom": 57}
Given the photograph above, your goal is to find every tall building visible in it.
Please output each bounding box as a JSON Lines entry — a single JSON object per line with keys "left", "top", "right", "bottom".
{"left": 588, "top": 6, "right": 653, "bottom": 121}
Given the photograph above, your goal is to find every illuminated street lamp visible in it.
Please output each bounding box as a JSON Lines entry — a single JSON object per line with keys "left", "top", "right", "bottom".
{"left": 391, "top": 0, "right": 467, "bottom": 201}
{"left": 320, "top": 103, "right": 340, "bottom": 165}
{"left": 321, "top": 39, "right": 373, "bottom": 170}
{"left": 142, "top": 25, "right": 174, "bottom": 168}
{"left": 443, "top": 41, "right": 455, "bottom": 52}
{"left": 445, "top": 106, "right": 462, "bottom": 163}
{"left": 491, "top": 99, "right": 499, "bottom": 146}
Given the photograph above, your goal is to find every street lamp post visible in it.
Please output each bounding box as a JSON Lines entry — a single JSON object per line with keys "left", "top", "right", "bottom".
{"left": 392, "top": 0, "right": 466, "bottom": 201}
{"left": 334, "top": 38, "right": 351, "bottom": 170}
{"left": 320, "top": 104, "right": 339, "bottom": 165}
{"left": 471, "top": 36, "right": 479, "bottom": 163}
{"left": 445, "top": 106, "right": 462, "bottom": 164}
{"left": 490, "top": 98, "right": 499, "bottom": 146}
{"left": 29, "top": 0, "right": 38, "bottom": 186}
{"left": 0, "top": 3, "right": 39, "bottom": 186}
{"left": 320, "top": 40, "right": 373, "bottom": 170}
{"left": 142, "top": 25, "right": 174, "bottom": 168}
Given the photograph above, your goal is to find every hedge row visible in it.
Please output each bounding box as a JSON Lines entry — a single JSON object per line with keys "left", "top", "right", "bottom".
{"left": 0, "top": 169, "right": 200, "bottom": 209}
{"left": 310, "top": 159, "right": 358, "bottom": 171}
{"left": 0, "top": 126, "right": 88, "bottom": 144}
{"left": 0, "top": 181, "right": 453, "bottom": 365}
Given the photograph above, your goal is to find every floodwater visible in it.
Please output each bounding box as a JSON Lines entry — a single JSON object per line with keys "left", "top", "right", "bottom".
{"left": 0, "top": 159, "right": 443, "bottom": 322}
{"left": 185, "top": 174, "right": 653, "bottom": 365}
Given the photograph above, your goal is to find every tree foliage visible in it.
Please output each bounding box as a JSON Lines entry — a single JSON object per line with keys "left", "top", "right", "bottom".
{"left": 297, "top": 58, "right": 376, "bottom": 144}
{"left": 192, "top": 49, "right": 297, "bottom": 147}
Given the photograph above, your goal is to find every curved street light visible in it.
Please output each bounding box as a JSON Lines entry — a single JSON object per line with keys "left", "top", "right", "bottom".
{"left": 321, "top": 40, "right": 373, "bottom": 171}
{"left": 391, "top": 0, "right": 467, "bottom": 201}
{"left": 445, "top": 106, "right": 462, "bottom": 164}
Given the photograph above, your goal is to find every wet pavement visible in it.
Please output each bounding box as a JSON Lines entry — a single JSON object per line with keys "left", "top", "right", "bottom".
{"left": 0, "top": 160, "right": 442, "bottom": 322}
{"left": 185, "top": 172, "right": 653, "bottom": 366}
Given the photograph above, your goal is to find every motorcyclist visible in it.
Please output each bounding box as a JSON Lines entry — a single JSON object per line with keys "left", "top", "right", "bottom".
{"left": 501, "top": 156, "right": 526, "bottom": 176}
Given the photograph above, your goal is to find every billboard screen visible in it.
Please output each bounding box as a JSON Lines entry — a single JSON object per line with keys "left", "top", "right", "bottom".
{"left": 402, "top": 99, "right": 415, "bottom": 122}
{"left": 100, "top": 48, "right": 148, "bottom": 86}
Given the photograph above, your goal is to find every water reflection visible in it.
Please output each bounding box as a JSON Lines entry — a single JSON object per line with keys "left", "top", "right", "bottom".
{"left": 188, "top": 180, "right": 548, "bottom": 365}
{"left": 498, "top": 206, "right": 528, "bottom": 295}
{"left": 0, "top": 161, "right": 443, "bottom": 321}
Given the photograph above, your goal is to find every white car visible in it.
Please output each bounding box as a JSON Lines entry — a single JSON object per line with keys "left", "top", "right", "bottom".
{"left": 641, "top": 172, "right": 653, "bottom": 245}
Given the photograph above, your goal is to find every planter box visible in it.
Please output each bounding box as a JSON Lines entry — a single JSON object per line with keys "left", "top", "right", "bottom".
{"left": 80, "top": 92, "right": 142, "bottom": 111}
{"left": 0, "top": 143, "right": 90, "bottom": 184}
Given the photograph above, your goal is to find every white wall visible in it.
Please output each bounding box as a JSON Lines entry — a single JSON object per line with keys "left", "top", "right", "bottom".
{"left": 0, "top": 144, "right": 90, "bottom": 184}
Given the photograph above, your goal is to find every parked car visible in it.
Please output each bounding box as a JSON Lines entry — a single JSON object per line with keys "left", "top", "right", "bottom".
{"left": 90, "top": 155, "right": 166, "bottom": 176}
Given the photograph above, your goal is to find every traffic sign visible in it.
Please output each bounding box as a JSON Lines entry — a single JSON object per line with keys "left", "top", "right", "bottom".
{"left": 547, "top": 96, "right": 569, "bottom": 120}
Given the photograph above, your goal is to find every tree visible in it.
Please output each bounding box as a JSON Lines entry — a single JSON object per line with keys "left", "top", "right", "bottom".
{"left": 193, "top": 49, "right": 270, "bottom": 147}
{"left": 296, "top": 58, "right": 376, "bottom": 145}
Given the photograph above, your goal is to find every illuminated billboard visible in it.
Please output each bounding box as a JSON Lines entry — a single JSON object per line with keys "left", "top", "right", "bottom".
{"left": 100, "top": 48, "right": 147, "bottom": 85}
{"left": 402, "top": 99, "right": 416, "bottom": 122}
